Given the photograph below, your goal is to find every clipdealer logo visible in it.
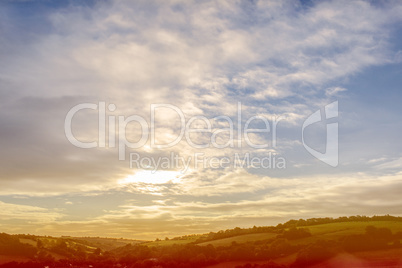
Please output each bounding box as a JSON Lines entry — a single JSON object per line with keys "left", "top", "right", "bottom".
{"left": 64, "top": 101, "right": 338, "bottom": 168}
{"left": 302, "top": 101, "right": 338, "bottom": 167}
{"left": 64, "top": 102, "right": 283, "bottom": 159}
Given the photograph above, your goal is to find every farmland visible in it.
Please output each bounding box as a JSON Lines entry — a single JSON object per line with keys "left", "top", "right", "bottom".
{"left": 0, "top": 215, "right": 402, "bottom": 267}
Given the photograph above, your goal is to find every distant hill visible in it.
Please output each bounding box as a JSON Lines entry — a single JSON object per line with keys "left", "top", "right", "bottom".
{"left": 1, "top": 215, "right": 402, "bottom": 267}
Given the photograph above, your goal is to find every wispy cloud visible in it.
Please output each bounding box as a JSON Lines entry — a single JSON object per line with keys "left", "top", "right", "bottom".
{"left": 0, "top": 0, "right": 401, "bottom": 237}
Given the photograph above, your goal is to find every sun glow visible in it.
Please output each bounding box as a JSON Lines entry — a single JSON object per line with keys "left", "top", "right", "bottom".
{"left": 119, "top": 170, "right": 182, "bottom": 185}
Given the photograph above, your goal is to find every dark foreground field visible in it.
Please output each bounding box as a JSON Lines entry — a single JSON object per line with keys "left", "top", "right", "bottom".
{"left": 1, "top": 215, "right": 402, "bottom": 267}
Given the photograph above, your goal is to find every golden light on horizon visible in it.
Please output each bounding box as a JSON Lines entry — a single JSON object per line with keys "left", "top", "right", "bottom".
{"left": 118, "top": 170, "right": 183, "bottom": 185}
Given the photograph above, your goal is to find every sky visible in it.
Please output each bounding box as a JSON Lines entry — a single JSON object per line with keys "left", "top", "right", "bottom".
{"left": 0, "top": 0, "right": 402, "bottom": 240}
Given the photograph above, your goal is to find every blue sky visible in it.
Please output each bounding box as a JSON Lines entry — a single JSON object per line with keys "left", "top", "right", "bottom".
{"left": 0, "top": 0, "right": 401, "bottom": 239}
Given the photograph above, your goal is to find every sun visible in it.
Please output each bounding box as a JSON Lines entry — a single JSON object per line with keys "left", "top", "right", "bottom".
{"left": 118, "top": 170, "right": 182, "bottom": 185}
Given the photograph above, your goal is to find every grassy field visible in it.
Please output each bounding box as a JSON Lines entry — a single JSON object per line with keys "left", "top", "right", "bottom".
{"left": 203, "top": 222, "right": 402, "bottom": 268}
{"left": 18, "top": 238, "right": 37, "bottom": 247}
{"left": 141, "top": 221, "right": 402, "bottom": 248}
{"left": 198, "top": 233, "right": 278, "bottom": 247}
{"left": 71, "top": 237, "right": 146, "bottom": 251}
{"left": 145, "top": 232, "right": 279, "bottom": 247}
{"left": 144, "top": 236, "right": 200, "bottom": 247}
{"left": 18, "top": 236, "right": 146, "bottom": 252}
{"left": 307, "top": 221, "right": 402, "bottom": 236}
{"left": 286, "top": 221, "right": 402, "bottom": 246}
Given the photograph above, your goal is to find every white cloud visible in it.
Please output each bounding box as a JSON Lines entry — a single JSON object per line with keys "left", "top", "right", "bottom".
{"left": 374, "top": 157, "right": 402, "bottom": 171}
{"left": 0, "top": 0, "right": 402, "bottom": 237}
{"left": 325, "top": 86, "right": 347, "bottom": 96}
{"left": 0, "top": 201, "right": 63, "bottom": 223}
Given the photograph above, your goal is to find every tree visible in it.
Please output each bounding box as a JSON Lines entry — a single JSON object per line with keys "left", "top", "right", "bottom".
{"left": 36, "top": 239, "right": 44, "bottom": 249}
{"left": 94, "top": 247, "right": 101, "bottom": 255}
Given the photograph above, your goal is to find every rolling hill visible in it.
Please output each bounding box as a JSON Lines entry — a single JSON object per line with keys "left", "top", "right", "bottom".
{"left": 0, "top": 215, "right": 401, "bottom": 267}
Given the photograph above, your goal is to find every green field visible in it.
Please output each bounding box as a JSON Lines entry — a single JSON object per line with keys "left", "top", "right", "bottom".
{"left": 71, "top": 237, "right": 146, "bottom": 251}
{"left": 145, "top": 236, "right": 200, "bottom": 247}
{"left": 18, "top": 238, "right": 37, "bottom": 247}
{"left": 198, "top": 232, "right": 278, "bottom": 247}
{"left": 308, "top": 221, "right": 402, "bottom": 236}
{"left": 18, "top": 236, "right": 147, "bottom": 253}
{"left": 136, "top": 221, "right": 402, "bottom": 248}
{"left": 203, "top": 221, "right": 402, "bottom": 267}
{"left": 287, "top": 221, "right": 402, "bottom": 246}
